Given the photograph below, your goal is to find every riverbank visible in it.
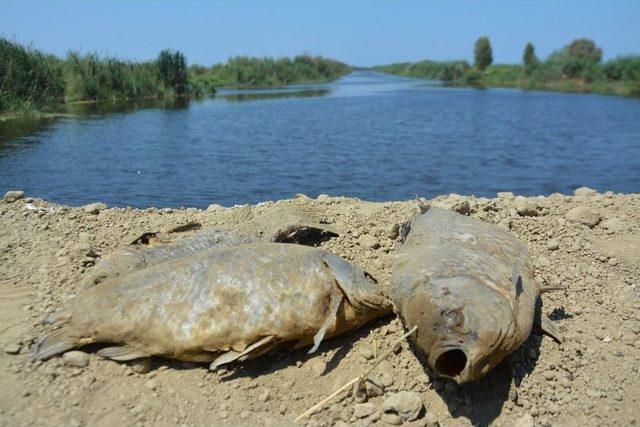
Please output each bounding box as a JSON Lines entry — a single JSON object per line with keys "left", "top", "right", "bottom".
{"left": 1, "top": 189, "right": 638, "bottom": 426}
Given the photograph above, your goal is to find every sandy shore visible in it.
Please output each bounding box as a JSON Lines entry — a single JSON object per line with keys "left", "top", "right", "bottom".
{"left": 0, "top": 189, "right": 638, "bottom": 426}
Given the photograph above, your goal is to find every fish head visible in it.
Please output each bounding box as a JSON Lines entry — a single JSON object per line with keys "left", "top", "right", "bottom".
{"left": 403, "top": 275, "right": 516, "bottom": 384}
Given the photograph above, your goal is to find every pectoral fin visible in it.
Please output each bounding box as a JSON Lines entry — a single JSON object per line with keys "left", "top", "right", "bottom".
{"left": 309, "top": 292, "right": 343, "bottom": 354}
{"left": 539, "top": 314, "right": 563, "bottom": 343}
{"left": 209, "top": 335, "right": 275, "bottom": 370}
{"left": 97, "top": 345, "right": 150, "bottom": 361}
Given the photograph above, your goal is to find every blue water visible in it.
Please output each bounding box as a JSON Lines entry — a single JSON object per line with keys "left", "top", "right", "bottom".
{"left": 1, "top": 71, "right": 639, "bottom": 208}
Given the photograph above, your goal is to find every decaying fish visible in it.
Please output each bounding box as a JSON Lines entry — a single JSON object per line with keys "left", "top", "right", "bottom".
{"left": 82, "top": 204, "right": 338, "bottom": 288}
{"left": 391, "top": 207, "right": 561, "bottom": 384}
{"left": 33, "top": 243, "right": 391, "bottom": 369}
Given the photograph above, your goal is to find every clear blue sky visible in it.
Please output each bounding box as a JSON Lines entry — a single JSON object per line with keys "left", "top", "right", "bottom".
{"left": 2, "top": 0, "right": 639, "bottom": 67}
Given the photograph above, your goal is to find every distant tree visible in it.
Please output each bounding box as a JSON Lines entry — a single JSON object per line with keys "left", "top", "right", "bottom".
{"left": 523, "top": 42, "right": 539, "bottom": 74}
{"left": 157, "top": 49, "right": 188, "bottom": 95}
{"left": 567, "top": 38, "right": 602, "bottom": 63}
{"left": 474, "top": 37, "right": 493, "bottom": 71}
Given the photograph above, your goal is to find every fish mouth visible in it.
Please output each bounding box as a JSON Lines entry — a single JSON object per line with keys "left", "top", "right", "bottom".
{"left": 432, "top": 347, "right": 468, "bottom": 381}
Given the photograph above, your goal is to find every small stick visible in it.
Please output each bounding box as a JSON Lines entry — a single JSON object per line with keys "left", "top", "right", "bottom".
{"left": 294, "top": 325, "right": 418, "bottom": 423}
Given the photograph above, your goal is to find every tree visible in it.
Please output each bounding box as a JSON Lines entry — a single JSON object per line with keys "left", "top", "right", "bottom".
{"left": 157, "top": 49, "right": 188, "bottom": 95}
{"left": 567, "top": 39, "right": 602, "bottom": 63}
{"left": 474, "top": 36, "right": 493, "bottom": 71}
{"left": 523, "top": 42, "right": 539, "bottom": 74}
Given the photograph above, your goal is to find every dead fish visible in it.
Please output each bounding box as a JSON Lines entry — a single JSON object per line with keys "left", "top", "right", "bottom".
{"left": 32, "top": 243, "right": 391, "bottom": 369}
{"left": 391, "top": 207, "right": 561, "bottom": 384}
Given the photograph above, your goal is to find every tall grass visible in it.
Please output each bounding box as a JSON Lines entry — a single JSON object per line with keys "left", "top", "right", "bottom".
{"left": 0, "top": 38, "right": 64, "bottom": 112}
{"left": 1, "top": 37, "right": 199, "bottom": 114}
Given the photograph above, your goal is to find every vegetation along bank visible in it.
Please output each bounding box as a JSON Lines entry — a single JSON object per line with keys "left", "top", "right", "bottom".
{"left": 0, "top": 37, "right": 351, "bottom": 115}
{"left": 374, "top": 38, "right": 640, "bottom": 97}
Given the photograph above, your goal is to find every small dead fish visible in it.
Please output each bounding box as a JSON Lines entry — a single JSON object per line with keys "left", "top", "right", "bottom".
{"left": 391, "top": 207, "right": 560, "bottom": 384}
{"left": 33, "top": 243, "right": 391, "bottom": 368}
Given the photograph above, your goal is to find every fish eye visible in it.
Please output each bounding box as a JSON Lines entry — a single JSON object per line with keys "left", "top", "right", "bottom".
{"left": 434, "top": 349, "right": 467, "bottom": 377}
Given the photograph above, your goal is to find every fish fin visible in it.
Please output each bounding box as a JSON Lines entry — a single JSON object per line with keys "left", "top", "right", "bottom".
{"left": 309, "top": 292, "right": 343, "bottom": 354}
{"left": 209, "top": 335, "right": 275, "bottom": 370}
{"left": 30, "top": 328, "right": 78, "bottom": 361}
{"left": 540, "top": 314, "right": 563, "bottom": 343}
{"left": 97, "top": 345, "right": 149, "bottom": 361}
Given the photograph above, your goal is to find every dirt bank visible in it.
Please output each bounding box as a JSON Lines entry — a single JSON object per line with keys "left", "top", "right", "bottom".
{"left": 1, "top": 189, "right": 638, "bottom": 426}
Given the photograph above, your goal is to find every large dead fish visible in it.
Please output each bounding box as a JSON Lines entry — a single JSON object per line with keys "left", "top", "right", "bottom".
{"left": 391, "top": 207, "right": 561, "bottom": 384}
{"left": 33, "top": 243, "right": 391, "bottom": 368}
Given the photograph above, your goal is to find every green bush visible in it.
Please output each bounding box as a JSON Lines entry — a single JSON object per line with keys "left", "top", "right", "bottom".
{"left": 158, "top": 49, "right": 188, "bottom": 95}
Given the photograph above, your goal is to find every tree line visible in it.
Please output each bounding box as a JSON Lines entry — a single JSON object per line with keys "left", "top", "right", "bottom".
{"left": 374, "top": 37, "right": 640, "bottom": 97}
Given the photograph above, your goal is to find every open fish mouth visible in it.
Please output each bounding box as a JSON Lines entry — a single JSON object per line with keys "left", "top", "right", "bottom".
{"left": 431, "top": 346, "right": 468, "bottom": 380}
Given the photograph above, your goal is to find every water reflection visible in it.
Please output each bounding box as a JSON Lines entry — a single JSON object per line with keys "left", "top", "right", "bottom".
{"left": 0, "top": 116, "right": 57, "bottom": 146}
{"left": 62, "top": 97, "right": 190, "bottom": 116}
{"left": 215, "top": 88, "right": 331, "bottom": 102}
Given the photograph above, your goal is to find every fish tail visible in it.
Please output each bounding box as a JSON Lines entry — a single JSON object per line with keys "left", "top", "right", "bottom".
{"left": 30, "top": 327, "right": 79, "bottom": 361}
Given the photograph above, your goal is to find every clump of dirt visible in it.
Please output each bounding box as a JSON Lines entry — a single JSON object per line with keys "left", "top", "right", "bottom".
{"left": 1, "top": 189, "right": 638, "bottom": 426}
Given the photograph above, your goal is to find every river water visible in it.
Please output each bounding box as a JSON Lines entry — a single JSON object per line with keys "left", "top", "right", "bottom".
{"left": 1, "top": 71, "right": 639, "bottom": 208}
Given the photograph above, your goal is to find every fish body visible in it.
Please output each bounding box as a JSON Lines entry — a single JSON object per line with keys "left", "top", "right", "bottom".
{"left": 391, "top": 207, "right": 542, "bottom": 383}
{"left": 33, "top": 243, "right": 391, "bottom": 368}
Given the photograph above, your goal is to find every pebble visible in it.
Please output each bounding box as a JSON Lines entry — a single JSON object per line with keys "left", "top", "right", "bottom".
{"left": 131, "top": 358, "right": 152, "bottom": 374}
{"left": 258, "top": 390, "right": 270, "bottom": 402}
{"left": 514, "top": 413, "right": 535, "bottom": 427}
{"left": 383, "top": 414, "right": 403, "bottom": 425}
{"left": 546, "top": 239, "right": 560, "bottom": 251}
{"left": 353, "top": 402, "right": 376, "bottom": 418}
{"left": 62, "top": 351, "right": 90, "bottom": 368}
{"left": 306, "top": 357, "right": 326, "bottom": 377}
{"left": 514, "top": 196, "right": 538, "bottom": 217}
{"left": 600, "top": 217, "right": 630, "bottom": 233}
{"left": 83, "top": 202, "right": 108, "bottom": 214}
{"left": 206, "top": 204, "right": 224, "bottom": 212}
{"left": 565, "top": 206, "right": 601, "bottom": 228}
{"left": 358, "top": 234, "right": 380, "bottom": 249}
{"left": 574, "top": 187, "right": 598, "bottom": 197}
{"left": 359, "top": 347, "right": 374, "bottom": 360}
{"left": 4, "top": 343, "right": 21, "bottom": 355}
{"left": 382, "top": 391, "right": 423, "bottom": 421}
{"left": 145, "top": 379, "right": 159, "bottom": 391}
{"left": 4, "top": 190, "right": 25, "bottom": 203}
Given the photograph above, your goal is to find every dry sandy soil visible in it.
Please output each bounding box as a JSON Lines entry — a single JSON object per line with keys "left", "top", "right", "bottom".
{"left": 0, "top": 189, "right": 638, "bottom": 427}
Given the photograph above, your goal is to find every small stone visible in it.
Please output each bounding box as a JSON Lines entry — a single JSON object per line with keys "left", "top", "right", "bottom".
{"left": 307, "top": 357, "right": 326, "bottom": 377}
{"left": 546, "top": 239, "right": 560, "bottom": 251}
{"left": 145, "top": 379, "right": 159, "bottom": 390}
{"left": 514, "top": 413, "right": 535, "bottom": 427}
{"left": 423, "top": 412, "right": 439, "bottom": 427}
{"left": 600, "top": 217, "right": 630, "bottom": 233}
{"left": 379, "top": 372, "right": 394, "bottom": 388}
{"left": 514, "top": 196, "right": 538, "bottom": 217}
{"left": 4, "top": 190, "right": 24, "bottom": 203}
{"left": 359, "top": 347, "right": 374, "bottom": 360}
{"left": 574, "top": 187, "right": 597, "bottom": 197}
{"left": 131, "top": 358, "right": 151, "bottom": 374}
{"left": 206, "top": 204, "right": 224, "bottom": 212}
{"left": 358, "top": 234, "right": 380, "bottom": 249}
{"left": 383, "top": 414, "right": 403, "bottom": 425}
{"left": 62, "top": 351, "right": 90, "bottom": 368}
{"left": 317, "top": 194, "right": 331, "bottom": 200}
{"left": 382, "top": 391, "right": 423, "bottom": 421}
{"left": 258, "top": 390, "right": 270, "bottom": 402}
{"left": 4, "top": 343, "right": 21, "bottom": 355}
{"left": 364, "top": 380, "right": 384, "bottom": 397}
{"left": 83, "top": 202, "right": 108, "bottom": 214}
{"left": 566, "top": 206, "right": 601, "bottom": 228}
{"left": 354, "top": 402, "right": 376, "bottom": 418}
{"left": 607, "top": 257, "right": 618, "bottom": 266}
